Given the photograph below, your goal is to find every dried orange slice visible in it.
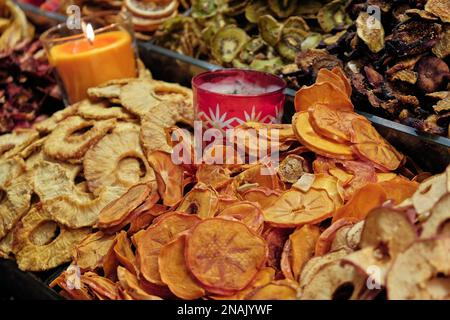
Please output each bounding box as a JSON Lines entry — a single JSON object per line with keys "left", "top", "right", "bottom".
{"left": 331, "top": 67, "right": 352, "bottom": 97}
{"left": 316, "top": 68, "right": 349, "bottom": 97}
{"left": 217, "top": 201, "right": 264, "bottom": 233}
{"left": 333, "top": 183, "right": 387, "bottom": 222}
{"left": 186, "top": 218, "right": 267, "bottom": 295}
{"left": 158, "top": 235, "right": 205, "bottom": 300}
{"left": 147, "top": 151, "right": 184, "bottom": 206}
{"left": 263, "top": 188, "right": 335, "bottom": 227}
{"left": 289, "top": 225, "right": 321, "bottom": 281}
{"left": 241, "top": 187, "right": 281, "bottom": 210}
{"left": 177, "top": 183, "right": 219, "bottom": 219}
{"left": 132, "top": 212, "right": 200, "bottom": 286}
{"left": 293, "top": 112, "right": 354, "bottom": 160}
{"left": 294, "top": 82, "right": 353, "bottom": 112}
{"left": 351, "top": 118, "right": 404, "bottom": 171}
{"left": 309, "top": 104, "right": 362, "bottom": 143}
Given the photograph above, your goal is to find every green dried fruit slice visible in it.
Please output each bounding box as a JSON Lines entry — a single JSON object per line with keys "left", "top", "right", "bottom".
{"left": 258, "top": 15, "right": 282, "bottom": 47}
{"left": 245, "top": 0, "right": 271, "bottom": 23}
{"left": 268, "top": 0, "right": 298, "bottom": 18}
{"left": 211, "top": 25, "right": 249, "bottom": 63}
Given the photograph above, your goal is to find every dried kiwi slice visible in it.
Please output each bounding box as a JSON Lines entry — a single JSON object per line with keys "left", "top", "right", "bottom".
{"left": 301, "top": 33, "right": 322, "bottom": 51}
{"left": 317, "top": 0, "right": 352, "bottom": 33}
{"left": 239, "top": 37, "right": 266, "bottom": 64}
{"left": 276, "top": 28, "right": 307, "bottom": 61}
{"left": 283, "top": 16, "right": 310, "bottom": 32}
{"left": 268, "top": 0, "right": 298, "bottom": 18}
{"left": 212, "top": 25, "right": 249, "bottom": 63}
{"left": 258, "top": 15, "right": 282, "bottom": 47}
{"left": 250, "top": 57, "right": 283, "bottom": 73}
{"left": 224, "top": 0, "right": 251, "bottom": 16}
{"left": 192, "top": 0, "right": 220, "bottom": 19}
{"left": 245, "top": 0, "right": 271, "bottom": 24}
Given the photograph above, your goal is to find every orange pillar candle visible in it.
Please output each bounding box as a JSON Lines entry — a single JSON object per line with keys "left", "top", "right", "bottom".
{"left": 49, "top": 30, "right": 136, "bottom": 104}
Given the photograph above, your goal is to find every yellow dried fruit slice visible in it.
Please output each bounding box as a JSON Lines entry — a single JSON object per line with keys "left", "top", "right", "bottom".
{"left": 73, "top": 231, "right": 115, "bottom": 272}
{"left": 177, "top": 183, "right": 219, "bottom": 219}
{"left": 117, "top": 266, "right": 162, "bottom": 300}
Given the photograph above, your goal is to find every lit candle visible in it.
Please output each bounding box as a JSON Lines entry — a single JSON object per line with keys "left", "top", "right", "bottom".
{"left": 49, "top": 25, "right": 136, "bottom": 104}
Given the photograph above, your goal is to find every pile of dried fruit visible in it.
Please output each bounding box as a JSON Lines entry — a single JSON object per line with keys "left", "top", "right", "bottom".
{"left": 0, "top": 70, "right": 194, "bottom": 271}
{"left": 0, "top": 67, "right": 436, "bottom": 300}
{"left": 0, "top": 40, "right": 63, "bottom": 133}
{"left": 154, "top": 0, "right": 354, "bottom": 71}
{"left": 0, "top": 0, "right": 35, "bottom": 51}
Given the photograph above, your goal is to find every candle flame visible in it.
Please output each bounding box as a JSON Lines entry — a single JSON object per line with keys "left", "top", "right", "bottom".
{"left": 81, "top": 22, "right": 95, "bottom": 44}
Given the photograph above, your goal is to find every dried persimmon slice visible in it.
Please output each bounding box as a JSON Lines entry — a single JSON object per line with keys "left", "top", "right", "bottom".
{"left": 263, "top": 189, "right": 335, "bottom": 227}
{"left": 132, "top": 212, "right": 200, "bottom": 286}
{"left": 290, "top": 225, "right": 321, "bottom": 281}
{"left": 316, "top": 68, "right": 348, "bottom": 97}
{"left": 117, "top": 266, "right": 162, "bottom": 300}
{"left": 262, "top": 227, "right": 292, "bottom": 271}
{"left": 233, "top": 164, "right": 283, "bottom": 192}
{"left": 379, "top": 178, "right": 419, "bottom": 205}
{"left": 241, "top": 187, "right": 281, "bottom": 210}
{"left": 294, "top": 82, "right": 354, "bottom": 112}
{"left": 196, "top": 164, "right": 232, "bottom": 190}
{"left": 331, "top": 67, "right": 352, "bottom": 97}
{"left": 158, "top": 235, "right": 205, "bottom": 300}
{"left": 350, "top": 118, "right": 404, "bottom": 171}
{"left": 147, "top": 151, "right": 184, "bottom": 206}
{"left": 311, "top": 174, "right": 345, "bottom": 210}
{"left": 309, "top": 104, "right": 362, "bottom": 143}
{"left": 293, "top": 112, "right": 354, "bottom": 160}
{"left": 280, "top": 239, "right": 294, "bottom": 280}
{"left": 186, "top": 218, "right": 267, "bottom": 295}
{"left": 177, "top": 183, "right": 219, "bottom": 219}
{"left": 217, "top": 201, "right": 264, "bottom": 233}
{"left": 113, "top": 231, "right": 136, "bottom": 274}
{"left": 245, "top": 280, "right": 298, "bottom": 300}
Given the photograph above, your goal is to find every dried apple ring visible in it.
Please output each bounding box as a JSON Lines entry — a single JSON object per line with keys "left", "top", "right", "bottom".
{"left": 177, "top": 183, "right": 219, "bottom": 219}
{"left": 351, "top": 118, "right": 404, "bottom": 171}
{"left": 147, "top": 151, "right": 184, "bottom": 206}
{"left": 14, "top": 206, "right": 89, "bottom": 271}
{"left": 293, "top": 112, "right": 354, "bottom": 160}
{"left": 158, "top": 235, "right": 205, "bottom": 300}
{"left": 132, "top": 212, "right": 200, "bottom": 286}
{"left": 263, "top": 189, "right": 335, "bottom": 227}
{"left": 294, "top": 82, "right": 353, "bottom": 112}
{"left": 217, "top": 201, "right": 264, "bottom": 233}
{"left": 44, "top": 116, "right": 116, "bottom": 162}
{"left": 186, "top": 218, "right": 267, "bottom": 295}
{"left": 309, "top": 104, "right": 362, "bottom": 143}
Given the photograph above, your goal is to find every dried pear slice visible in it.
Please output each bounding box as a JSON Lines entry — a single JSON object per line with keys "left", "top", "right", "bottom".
{"left": 73, "top": 231, "right": 115, "bottom": 272}
{"left": 177, "top": 183, "right": 219, "bottom": 219}
{"left": 258, "top": 15, "right": 281, "bottom": 47}
{"left": 268, "top": 0, "right": 297, "bottom": 18}
{"left": 387, "top": 238, "right": 450, "bottom": 300}
{"left": 158, "top": 235, "right": 205, "bottom": 300}
{"left": 263, "top": 188, "right": 335, "bottom": 227}
{"left": 43, "top": 116, "right": 116, "bottom": 161}
{"left": 293, "top": 112, "right": 354, "bottom": 159}
{"left": 300, "top": 260, "right": 367, "bottom": 300}
{"left": 33, "top": 161, "right": 126, "bottom": 228}
{"left": 211, "top": 25, "right": 249, "bottom": 63}
{"left": 0, "top": 129, "right": 39, "bottom": 159}
{"left": 356, "top": 11, "right": 385, "bottom": 53}
{"left": 0, "top": 173, "right": 32, "bottom": 239}
{"left": 77, "top": 100, "right": 134, "bottom": 121}
{"left": 84, "top": 123, "right": 154, "bottom": 195}
{"left": 119, "top": 79, "right": 161, "bottom": 118}
{"left": 412, "top": 172, "right": 447, "bottom": 216}
{"left": 14, "top": 206, "right": 89, "bottom": 271}
{"left": 186, "top": 218, "right": 267, "bottom": 295}
{"left": 421, "top": 193, "right": 450, "bottom": 238}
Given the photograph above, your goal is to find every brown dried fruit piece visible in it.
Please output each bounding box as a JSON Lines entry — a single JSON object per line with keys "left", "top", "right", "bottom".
{"left": 73, "top": 231, "right": 115, "bottom": 271}
{"left": 177, "top": 183, "right": 219, "bottom": 219}
{"left": 416, "top": 56, "right": 450, "bottom": 93}
{"left": 425, "top": 0, "right": 450, "bottom": 23}
{"left": 278, "top": 155, "right": 309, "bottom": 184}
{"left": 133, "top": 212, "right": 200, "bottom": 286}
{"left": 43, "top": 116, "right": 116, "bottom": 161}
{"left": 387, "top": 238, "right": 450, "bottom": 300}
{"left": 148, "top": 151, "right": 184, "bottom": 206}
{"left": 84, "top": 123, "right": 155, "bottom": 195}
{"left": 186, "top": 218, "right": 267, "bottom": 295}
{"left": 81, "top": 272, "right": 119, "bottom": 300}
{"left": 14, "top": 206, "right": 89, "bottom": 271}
{"left": 158, "top": 235, "right": 205, "bottom": 300}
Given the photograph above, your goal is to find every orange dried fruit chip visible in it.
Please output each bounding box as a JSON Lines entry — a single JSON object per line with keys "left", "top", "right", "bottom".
{"left": 196, "top": 164, "right": 232, "bottom": 190}
{"left": 177, "top": 183, "right": 219, "bottom": 219}
{"left": 217, "top": 201, "right": 264, "bottom": 233}
{"left": 309, "top": 104, "right": 361, "bottom": 143}
{"left": 311, "top": 174, "right": 345, "bottom": 210}
{"left": 351, "top": 118, "right": 404, "bottom": 171}
{"left": 264, "top": 189, "right": 335, "bottom": 227}
{"left": 186, "top": 218, "right": 267, "bottom": 295}
{"left": 331, "top": 67, "right": 352, "bottom": 97}
{"left": 128, "top": 204, "right": 168, "bottom": 235}
{"left": 114, "top": 231, "right": 136, "bottom": 274}
{"left": 293, "top": 112, "right": 354, "bottom": 160}
{"left": 290, "top": 225, "right": 321, "bottom": 281}
{"left": 316, "top": 68, "right": 349, "bottom": 97}
{"left": 98, "top": 183, "right": 152, "bottom": 230}
{"left": 262, "top": 227, "right": 292, "bottom": 270}
{"left": 147, "top": 151, "right": 184, "bottom": 206}
{"left": 241, "top": 187, "right": 281, "bottom": 210}
{"left": 378, "top": 178, "right": 419, "bottom": 205}
{"left": 132, "top": 212, "right": 200, "bottom": 286}
{"left": 245, "top": 280, "right": 298, "bottom": 300}
{"left": 117, "top": 266, "right": 162, "bottom": 300}
{"left": 294, "top": 82, "right": 353, "bottom": 112}
{"left": 333, "top": 183, "right": 387, "bottom": 222}
{"left": 234, "top": 164, "right": 283, "bottom": 192}
{"left": 280, "top": 239, "right": 294, "bottom": 280}
{"left": 158, "top": 235, "right": 205, "bottom": 300}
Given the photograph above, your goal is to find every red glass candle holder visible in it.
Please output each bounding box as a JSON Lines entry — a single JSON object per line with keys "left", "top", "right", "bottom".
{"left": 192, "top": 69, "right": 286, "bottom": 131}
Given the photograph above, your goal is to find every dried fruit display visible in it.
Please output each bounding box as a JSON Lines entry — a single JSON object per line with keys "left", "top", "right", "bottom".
{"left": 0, "top": 67, "right": 432, "bottom": 300}
{"left": 0, "top": 70, "right": 194, "bottom": 271}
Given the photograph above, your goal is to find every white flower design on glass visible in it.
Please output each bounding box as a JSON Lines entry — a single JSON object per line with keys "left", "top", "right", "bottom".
{"left": 198, "top": 104, "right": 236, "bottom": 131}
